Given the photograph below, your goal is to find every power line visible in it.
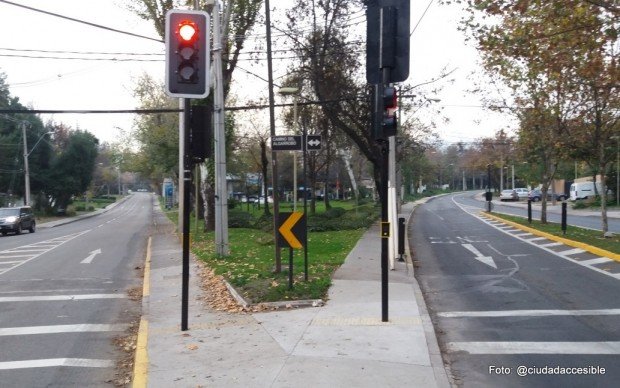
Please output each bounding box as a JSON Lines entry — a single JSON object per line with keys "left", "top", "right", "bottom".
{"left": 0, "top": 0, "right": 163, "bottom": 43}
{"left": 411, "top": 0, "right": 435, "bottom": 37}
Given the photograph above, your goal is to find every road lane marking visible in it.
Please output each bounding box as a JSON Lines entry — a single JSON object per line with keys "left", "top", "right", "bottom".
{"left": 0, "top": 358, "right": 114, "bottom": 370}
{"left": 0, "top": 324, "right": 129, "bottom": 336}
{"left": 462, "top": 244, "right": 497, "bottom": 269}
{"left": 0, "top": 294, "right": 126, "bottom": 302}
{"left": 527, "top": 237, "right": 546, "bottom": 241}
{"left": 579, "top": 257, "right": 613, "bottom": 265}
{"left": 0, "top": 230, "right": 90, "bottom": 275}
{"left": 558, "top": 248, "right": 586, "bottom": 256}
{"left": 438, "top": 308, "right": 620, "bottom": 318}
{"left": 539, "top": 242, "right": 563, "bottom": 247}
{"left": 447, "top": 341, "right": 620, "bottom": 355}
{"left": 80, "top": 248, "right": 102, "bottom": 264}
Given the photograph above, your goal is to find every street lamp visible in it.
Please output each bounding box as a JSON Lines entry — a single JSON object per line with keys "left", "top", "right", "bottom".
{"left": 278, "top": 86, "right": 301, "bottom": 211}
{"left": 21, "top": 122, "right": 53, "bottom": 206}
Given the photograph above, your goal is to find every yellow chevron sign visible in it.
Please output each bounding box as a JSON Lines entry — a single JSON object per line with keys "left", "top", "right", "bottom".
{"left": 277, "top": 212, "right": 306, "bottom": 249}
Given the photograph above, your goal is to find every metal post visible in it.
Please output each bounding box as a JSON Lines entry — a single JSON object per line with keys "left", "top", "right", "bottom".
{"left": 21, "top": 122, "right": 30, "bottom": 206}
{"left": 212, "top": 2, "right": 229, "bottom": 256}
{"left": 288, "top": 248, "right": 294, "bottom": 290}
{"left": 265, "top": 0, "right": 282, "bottom": 272}
{"left": 561, "top": 202, "right": 567, "bottom": 235}
{"left": 181, "top": 99, "right": 191, "bottom": 331}
{"left": 303, "top": 124, "right": 309, "bottom": 281}
{"left": 528, "top": 200, "right": 532, "bottom": 224}
{"left": 293, "top": 96, "right": 298, "bottom": 211}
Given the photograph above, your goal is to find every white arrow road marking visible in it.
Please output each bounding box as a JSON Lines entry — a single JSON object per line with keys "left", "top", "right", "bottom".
{"left": 462, "top": 243, "right": 497, "bottom": 269}
{"left": 80, "top": 249, "right": 102, "bottom": 264}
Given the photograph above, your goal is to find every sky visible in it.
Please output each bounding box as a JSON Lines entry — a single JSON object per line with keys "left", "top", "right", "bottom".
{"left": 0, "top": 0, "right": 514, "bottom": 146}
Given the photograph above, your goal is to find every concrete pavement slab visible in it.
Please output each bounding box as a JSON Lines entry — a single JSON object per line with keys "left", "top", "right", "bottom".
{"left": 138, "top": 199, "right": 451, "bottom": 387}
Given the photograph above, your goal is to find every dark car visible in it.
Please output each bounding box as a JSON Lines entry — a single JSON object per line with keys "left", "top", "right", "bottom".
{"left": 528, "top": 189, "right": 567, "bottom": 202}
{"left": 0, "top": 206, "right": 36, "bottom": 235}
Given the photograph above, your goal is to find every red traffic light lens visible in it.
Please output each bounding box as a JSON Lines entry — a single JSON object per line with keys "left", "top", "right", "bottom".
{"left": 178, "top": 22, "right": 197, "bottom": 42}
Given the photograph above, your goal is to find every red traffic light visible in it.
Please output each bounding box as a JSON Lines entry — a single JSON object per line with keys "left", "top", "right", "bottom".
{"left": 383, "top": 86, "right": 397, "bottom": 110}
{"left": 178, "top": 21, "right": 197, "bottom": 42}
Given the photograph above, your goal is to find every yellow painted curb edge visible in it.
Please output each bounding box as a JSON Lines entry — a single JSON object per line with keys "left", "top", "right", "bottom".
{"left": 482, "top": 212, "right": 620, "bottom": 262}
{"left": 132, "top": 236, "right": 151, "bottom": 388}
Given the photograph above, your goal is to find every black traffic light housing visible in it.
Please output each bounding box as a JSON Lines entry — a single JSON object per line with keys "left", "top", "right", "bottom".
{"left": 190, "top": 105, "right": 212, "bottom": 162}
{"left": 382, "top": 86, "right": 398, "bottom": 137}
{"left": 165, "top": 10, "right": 210, "bottom": 98}
{"left": 366, "top": 0, "right": 410, "bottom": 84}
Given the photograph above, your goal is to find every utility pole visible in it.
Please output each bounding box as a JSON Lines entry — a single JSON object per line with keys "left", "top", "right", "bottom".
{"left": 265, "top": 0, "right": 282, "bottom": 272}
{"left": 212, "top": 1, "right": 229, "bottom": 256}
{"left": 21, "top": 122, "right": 30, "bottom": 206}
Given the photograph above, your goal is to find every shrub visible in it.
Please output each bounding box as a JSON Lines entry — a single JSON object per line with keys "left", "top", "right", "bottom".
{"left": 229, "top": 211, "right": 253, "bottom": 228}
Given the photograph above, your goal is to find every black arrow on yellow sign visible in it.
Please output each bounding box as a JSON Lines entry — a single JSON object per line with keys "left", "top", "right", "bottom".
{"left": 277, "top": 212, "right": 306, "bottom": 249}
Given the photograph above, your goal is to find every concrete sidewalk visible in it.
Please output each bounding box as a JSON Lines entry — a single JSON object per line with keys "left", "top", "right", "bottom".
{"left": 137, "top": 201, "right": 450, "bottom": 387}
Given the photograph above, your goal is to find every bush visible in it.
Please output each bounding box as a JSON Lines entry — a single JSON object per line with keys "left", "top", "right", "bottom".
{"left": 228, "top": 211, "right": 253, "bottom": 228}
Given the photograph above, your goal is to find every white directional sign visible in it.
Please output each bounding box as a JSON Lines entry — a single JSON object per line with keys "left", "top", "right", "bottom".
{"left": 306, "top": 135, "right": 322, "bottom": 151}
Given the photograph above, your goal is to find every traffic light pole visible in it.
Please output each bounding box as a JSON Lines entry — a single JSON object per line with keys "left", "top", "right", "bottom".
{"left": 181, "top": 98, "right": 191, "bottom": 331}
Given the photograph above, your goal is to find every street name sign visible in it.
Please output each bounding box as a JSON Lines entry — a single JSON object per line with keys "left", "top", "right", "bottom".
{"left": 272, "top": 135, "right": 302, "bottom": 151}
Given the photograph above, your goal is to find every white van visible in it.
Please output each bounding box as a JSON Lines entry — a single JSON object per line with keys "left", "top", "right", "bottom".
{"left": 569, "top": 181, "right": 602, "bottom": 201}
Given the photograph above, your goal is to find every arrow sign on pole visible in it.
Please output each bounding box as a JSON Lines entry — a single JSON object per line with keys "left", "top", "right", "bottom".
{"left": 277, "top": 212, "right": 306, "bottom": 249}
{"left": 81, "top": 249, "right": 102, "bottom": 264}
{"left": 306, "top": 135, "right": 322, "bottom": 151}
{"left": 461, "top": 244, "right": 496, "bottom": 269}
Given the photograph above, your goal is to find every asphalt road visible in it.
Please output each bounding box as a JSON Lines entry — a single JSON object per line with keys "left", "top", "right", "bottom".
{"left": 0, "top": 193, "right": 152, "bottom": 387}
{"left": 411, "top": 193, "right": 620, "bottom": 387}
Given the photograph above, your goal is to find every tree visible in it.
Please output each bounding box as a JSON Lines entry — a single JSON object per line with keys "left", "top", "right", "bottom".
{"left": 453, "top": 0, "right": 619, "bottom": 231}
{"left": 0, "top": 72, "right": 53, "bottom": 207}
{"left": 128, "top": 0, "right": 263, "bottom": 232}
{"left": 47, "top": 130, "right": 99, "bottom": 210}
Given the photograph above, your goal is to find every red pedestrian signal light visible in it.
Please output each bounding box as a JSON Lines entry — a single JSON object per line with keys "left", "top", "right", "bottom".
{"left": 382, "top": 86, "right": 398, "bottom": 137}
{"left": 165, "top": 10, "right": 210, "bottom": 98}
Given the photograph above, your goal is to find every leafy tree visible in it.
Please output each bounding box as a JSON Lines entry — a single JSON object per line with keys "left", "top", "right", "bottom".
{"left": 452, "top": 0, "right": 619, "bottom": 230}
{"left": 47, "top": 130, "right": 99, "bottom": 210}
{"left": 0, "top": 72, "right": 53, "bottom": 207}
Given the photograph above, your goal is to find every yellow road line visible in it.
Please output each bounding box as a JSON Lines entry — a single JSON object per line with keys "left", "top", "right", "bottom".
{"left": 482, "top": 212, "right": 620, "bottom": 262}
{"left": 132, "top": 236, "right": 151, "bottom": 388}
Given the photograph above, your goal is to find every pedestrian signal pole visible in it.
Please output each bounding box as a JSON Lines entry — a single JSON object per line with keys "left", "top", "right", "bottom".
{"left": 367, "top": 0, "right": 410, "bottom": 323}
{"left": 165, "top": 9, "right": 210, "bottom": 331}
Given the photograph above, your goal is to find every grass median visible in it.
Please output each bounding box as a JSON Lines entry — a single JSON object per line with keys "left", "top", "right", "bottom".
{"left": 167, "top": 200, "right": 378, "bottom": 304}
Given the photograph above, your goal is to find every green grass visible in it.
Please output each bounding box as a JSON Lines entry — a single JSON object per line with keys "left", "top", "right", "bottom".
{"left": 191, "top": 226, "right": 365, "bottom": 303}
{"left": 491, "top": 213, "right": 619, "bottom": 254}
{"left": 159, "top": 196, "right": 373, "bottom": 303}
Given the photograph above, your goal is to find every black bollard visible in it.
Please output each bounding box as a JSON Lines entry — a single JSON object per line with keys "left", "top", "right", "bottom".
{"left": 398, "top": 217, "right": 405, "bottom": 262}
{"left": 528, "top": 200, "right": 532, "bottom": 224}
{"left": 561, "top": 202, "right": 567, "bottom": 235}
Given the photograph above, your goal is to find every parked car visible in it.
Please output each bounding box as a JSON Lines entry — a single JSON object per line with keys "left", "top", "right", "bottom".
{"left": 257, "top": 196, "right": 273, "bottom": 204}
{"left": 528, "top": 189, "right": 567, "bottom": 202}
{"left": 0, "top": 206, "right": 36, "bottom": 235}
{"left": 514, "top": 188, "right": 529, "bottom": 200}
{"left": 499, "top": 189, "right": 519, "bottom": 201}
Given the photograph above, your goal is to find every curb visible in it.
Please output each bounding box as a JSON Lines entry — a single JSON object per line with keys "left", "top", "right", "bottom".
{"left": 223, "top": 279, "right": 324, "bottom": 310}
{"left": 481, "top": 212, "right": 620, "bottom": 262}
{"left": 132, "top": 236, "right": 151, "bottom": 388}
